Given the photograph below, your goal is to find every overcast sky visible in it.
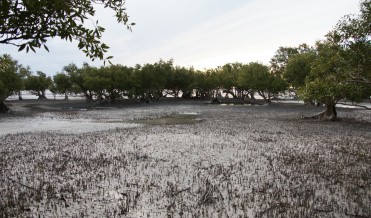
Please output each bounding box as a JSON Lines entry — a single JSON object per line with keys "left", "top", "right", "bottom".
{"left": 1, "top": 0, "right": 360, "bottom": 76}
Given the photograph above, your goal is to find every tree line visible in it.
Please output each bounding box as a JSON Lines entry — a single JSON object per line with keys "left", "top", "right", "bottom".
{"left": 0, "top": 58, "right": 288, "bottom": 102}
{"left": 0, "top": 0, "right": 370, "bottom": 119}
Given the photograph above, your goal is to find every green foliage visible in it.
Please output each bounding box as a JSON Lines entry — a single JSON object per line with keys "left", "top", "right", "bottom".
{"left": 65, "top": 63, "right": 94, "bottom": 101}
{"left": 133, "top": 63, "right": 162, "bottom": 99}
{"left": 239, "top": 62, "right": 287, "bottom": 102}
{"left": 0, "top": 0, "right": 368, "bottom": 114}
{"left": 219, "top": 63, "right": 242, "bottom": 98}
{"left": 132, "top": 59, "right": 174, "bottom": 99}
{"left": 88, "top": 64, "right": 134, "bottom": 102}
{"left": 166, "top": 66, "right": 194, "bottom": 97}
{"left": 103, "top": 64, "right": 134, "bottom": 100}
{"left": 283, "top": 52, "right": 316, "bottom": 90}
{"left": 286, "top": 1, "right": 371, "bottom": 118}
{"left": 81, "top": 65, "right": 106, "bottom": 100}
{"left": 270, "top": 47, "right": 299, "bottom": 76}
{"left": 59, "top": 60, "right": 195, "bottom": 102}
{"left": 298, "top": 41, "right": 367, "bottom": 105}
{"left": 0, "top": 54, "right": 23, "bottom": 102}
{"left": 298, "top": 78, "right": 365, "bottom": 105}
{"left": 192, "top": 69, "right": 220, "bottom": 98}
{"left": 0, "top": 0, "right": 134, "bottom": 61}
{"left": 52, "top": 73, "right": 72, "bottom": 99}
{"left": 270, "top": 44, "right": 312, "bottom": 76}
{"left": 327, "top": 0, "right": 371, "bottom": 84}
{"left": 25, "top": 71, "right": 52, "bottom": 99}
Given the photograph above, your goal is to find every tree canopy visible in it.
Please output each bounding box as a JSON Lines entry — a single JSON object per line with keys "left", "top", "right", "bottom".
{"left": 327, "top": 0, "right": 371, "bottom": 85}
{"left": 52, "top": 73, "right": 72, "bottom": 100}
{"left": 1, "top": 0, "right": 369, "bottom": 119}
{"left": 0, "top": 0, "right": 134, "bottom": 61}
{"left": 24, "top": 71, "right": 52, "bottom": 99}
{"left": 296, "top": 0, "right": 370, "bottom": 120}
{"left": 0, "top": 54, "right": 23, "bottom": 111}
{"left": 270, "top": 44, "right": 312, "bottom": 76}
{"left": 283, "top": 51, "right": 315, "bottom": 91}
{"left": 239, "top": 62, "right": 287, "bottom": 103}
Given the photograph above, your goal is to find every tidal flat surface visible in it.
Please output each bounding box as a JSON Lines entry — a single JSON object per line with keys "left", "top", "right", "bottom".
{"left": 1, "top": 100, "right": 370, "bottom": 217}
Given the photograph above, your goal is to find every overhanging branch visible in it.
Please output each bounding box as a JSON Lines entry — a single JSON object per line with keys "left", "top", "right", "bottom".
{"left": 337, "top": 102, "right": 371, "bottom": 110}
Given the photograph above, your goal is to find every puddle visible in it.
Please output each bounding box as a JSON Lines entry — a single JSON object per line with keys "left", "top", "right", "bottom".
{"left": 66, "top": 107, "right": 89, "bottom": 111}
{"left": 128, "top": 113, "right": 202, "bottom": 125}
{"left": 0, "top": 117, "right": 141, "bottom": 136}
{"left": 220, "top": 103, "right": 253, "bottom": 106}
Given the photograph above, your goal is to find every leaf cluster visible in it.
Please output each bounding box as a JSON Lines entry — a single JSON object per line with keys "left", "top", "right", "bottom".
{"left": 0, "top": 0, "right": 134, "bottom": 61}
{"left": 24, "top": 71, "right": 53, "bottom": 97}
{"left": 0, "top": 54, "right": 24, "bottom": 101}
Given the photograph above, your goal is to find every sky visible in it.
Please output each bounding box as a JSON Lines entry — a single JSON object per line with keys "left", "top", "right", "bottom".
{"left": 1, "top": 0, "right": 361, "bottom": 76}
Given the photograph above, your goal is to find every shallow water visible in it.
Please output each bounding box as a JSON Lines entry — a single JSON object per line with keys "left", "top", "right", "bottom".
{"left": 128, "top": 113, "right": 202, "bottom": 125}
{"left": 0, "top": 116, "right": 141, "bottom": 136}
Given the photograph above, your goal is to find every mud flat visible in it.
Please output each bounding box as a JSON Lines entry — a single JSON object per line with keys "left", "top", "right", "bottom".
{"left": 1, "top": 100, "right": 370, "bottom": 217}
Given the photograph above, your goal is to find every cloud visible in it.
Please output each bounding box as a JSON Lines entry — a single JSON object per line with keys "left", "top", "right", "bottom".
{"left": 117, "top": 0, "right": 360, "bottom": 69}
{"left": 1, "top": 0, "right": 360, "bottom": 75}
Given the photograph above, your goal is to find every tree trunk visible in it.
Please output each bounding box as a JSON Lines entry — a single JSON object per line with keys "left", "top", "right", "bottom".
{"left": 64, "top": 92, "right": 69, "bottom": 100}
{"left": 0, "top": 101, "right": 10, "bottom": 113}
{"left": 224, "top": 90, "right": 237, "bottom": 98}
{"left": 38, "top": 90, "right": 47, "bottom": 100}
{"left": 182, "top": 91, "right": 192, "bottom": 98}
{"left": 18, "top": 92, "right": 23, "bottom": 100}
{"left": 258, "top": 91, "right": 270, "bottom": 104}
{"left": 267, "top": 93, "right": 272, "bottom": 104}
{"left": 85, "top": 90, "right": 93, "bottom": 102}
{"left": 38, "top": 94, "right": 47, "bottom": 99}
{"left": 109, "top": 93, "right": 116, "bottom": 104}
{"left": 250, "top": 92, "right": 255, "bottom": 100}
{"left": 303, "top": 103, "right": 337, "bottom": 121}
{"left": 323, "top": 104, "right": 337, "bottom": 119}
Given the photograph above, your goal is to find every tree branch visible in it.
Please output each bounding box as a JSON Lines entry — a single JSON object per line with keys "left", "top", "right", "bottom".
{"left": 0, "top": 40, "right": 21, "bottom": 46}
{"left": 337, "top": 102, "right": 371, "bottom": 110}
{"left": 347, "top": 79, "right": 371, "bottom": 85}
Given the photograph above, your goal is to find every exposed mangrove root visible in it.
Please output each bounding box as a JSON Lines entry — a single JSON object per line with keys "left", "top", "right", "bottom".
{"left": 4, "top": 177, "right": 36, "bottom": 191}
{"left": 302, "top": 105, "right": 337, "bottom": 121}
{"left": 258, "top": 203, "right": 290, "bottom": 218}
{"left": 209, "top": 97, "right": 261, "bottom": 105}
{"left": 302, "top": 111, "right": 336, "bottom": 121}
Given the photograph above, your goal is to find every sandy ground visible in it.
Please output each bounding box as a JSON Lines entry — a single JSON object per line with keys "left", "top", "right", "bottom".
{"left": 0, "top": 99, "right": 370, "bottom": 217}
